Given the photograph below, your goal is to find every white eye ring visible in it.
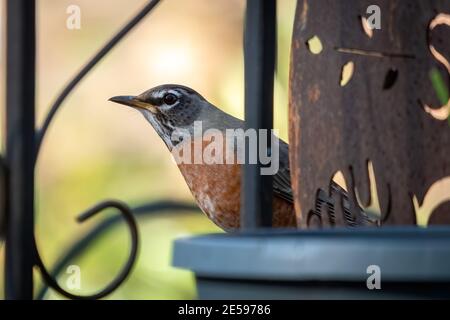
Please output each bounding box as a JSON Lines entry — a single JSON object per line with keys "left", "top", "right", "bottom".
{"left": 163, "top": 93, "right": 178, "bottom": 105}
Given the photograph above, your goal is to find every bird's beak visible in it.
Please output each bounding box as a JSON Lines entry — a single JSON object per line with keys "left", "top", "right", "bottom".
{"left": 109, "top": 95, "right": 158, "bottom": 113}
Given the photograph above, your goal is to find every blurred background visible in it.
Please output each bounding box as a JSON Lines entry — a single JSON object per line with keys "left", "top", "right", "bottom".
{"left": 0, "top": 0, "right": 296, "bottom": 299}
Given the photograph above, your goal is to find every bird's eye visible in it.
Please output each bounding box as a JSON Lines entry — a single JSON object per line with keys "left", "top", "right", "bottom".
{"left": 163, "top": 93, "right": 178, "bottom": 105}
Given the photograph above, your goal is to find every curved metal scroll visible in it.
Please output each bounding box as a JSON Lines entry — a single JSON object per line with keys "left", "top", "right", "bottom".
{"left": 36, "top": 201, "right": 198, "bottom": 300}
{"left": 33, "top": 0, "right": 161, "bottom": 299}
{"left": 35, "top": 201, "right": 138, "bottom": 300}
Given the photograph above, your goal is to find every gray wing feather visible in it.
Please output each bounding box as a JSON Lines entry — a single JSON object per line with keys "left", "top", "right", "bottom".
{"left": 273, "top": 140, "right": 294, "bottom": 203}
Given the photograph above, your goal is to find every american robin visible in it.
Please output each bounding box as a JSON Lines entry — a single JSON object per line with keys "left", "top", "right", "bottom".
{"left": 109, "top": 84, "right": 297, "bottom": 231}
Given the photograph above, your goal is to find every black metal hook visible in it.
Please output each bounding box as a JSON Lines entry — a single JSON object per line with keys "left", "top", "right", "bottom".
{"left": 34, "top": 200, "right": 138, "bottom": 300}
{"left": 35, "top": 201, "right": 199, "bottom": 300}
{"left": 31, "top": 0, "right": 162, "bottom": 299}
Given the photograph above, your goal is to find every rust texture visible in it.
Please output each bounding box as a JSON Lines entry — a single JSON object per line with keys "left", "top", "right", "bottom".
{"left": 289, "top": 0, "right": 450, "bottom": 227}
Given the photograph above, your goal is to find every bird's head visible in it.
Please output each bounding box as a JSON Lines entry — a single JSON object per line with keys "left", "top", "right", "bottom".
{"left": 109, "top": 84, "right": 209, "bottom": 149}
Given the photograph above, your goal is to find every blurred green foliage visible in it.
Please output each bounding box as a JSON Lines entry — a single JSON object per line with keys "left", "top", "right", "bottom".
{"left": 430, "top": 68, "right": 450, "bottom": 106}
{"left": 429, "top": 68, "right": 450, "bottom": 125}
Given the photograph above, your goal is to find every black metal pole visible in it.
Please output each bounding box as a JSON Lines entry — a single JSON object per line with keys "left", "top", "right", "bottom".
{"left": 241, "top": 0, "right": 276, "bottom": 229}
{"left": 5, "top": 0, "right": 36, "bottom": 299}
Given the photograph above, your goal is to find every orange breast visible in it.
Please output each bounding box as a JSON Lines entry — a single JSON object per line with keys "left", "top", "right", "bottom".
{"left": 175, "top": 138, "right": 296, "bottom": 230}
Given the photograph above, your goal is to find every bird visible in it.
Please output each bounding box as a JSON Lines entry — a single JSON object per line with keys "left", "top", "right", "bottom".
{"left": 109, "top": 84, "right": 297, "bottom": 231}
